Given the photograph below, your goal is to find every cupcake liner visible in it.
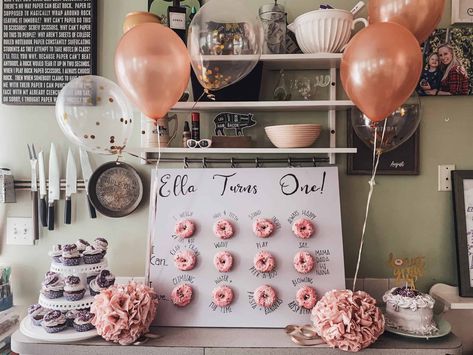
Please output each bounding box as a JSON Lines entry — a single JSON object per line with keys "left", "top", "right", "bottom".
{"left": 83, "top": 253, "right": 103, "bottom": 264}
{"left": 73, "top": 322, "right": 95, "bottom": 332}
{"left": 90, "top": 289, "right": 101, "bottom": 297}
{"left": 42, "top": 289, "right": 64, "bottom": 299}
{"left": 52, "top": 256, "right": 62, "bottom": 264}
{"left": 43, "top": 323, "right": 67, "bottom": 333}
{"left": 31, "top": 316, "right": 43, "bottom": 326}
{"left": 64, "top": 289, "right": 86, "bottom": 301}
{"left": 62, "top": 257, "right": 81, "bottom": 266}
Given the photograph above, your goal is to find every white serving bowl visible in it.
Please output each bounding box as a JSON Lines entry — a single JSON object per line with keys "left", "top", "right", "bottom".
{"left": 287, "top": 9, "right": 368, "bottom": 54}
{"left": 265, "top": 124, "right": 321, "bottom": 148}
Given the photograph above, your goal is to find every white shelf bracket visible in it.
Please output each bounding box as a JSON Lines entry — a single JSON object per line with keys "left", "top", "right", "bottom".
{"left": 328, "top": 67, "right": 337, "bottom": 164}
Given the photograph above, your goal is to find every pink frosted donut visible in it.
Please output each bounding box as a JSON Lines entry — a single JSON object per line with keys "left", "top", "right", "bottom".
{"left": 252, "top": 218, "right": 275, "bottom": 238}
{"left": 296, "top": 285, "right": 317, "bottom": 309}
{"left": 293, "top": 251, "right": 315, "bottom": 274}
{"left": 171, "top": 284, "right": 193, "bottom": 307}
{"left": 174, "top": 220, "right": 195, "bottom": 239}
{"left": 213, "top": 219, "right": 234, "bottom": 239}
{"left": 253, "top": 251, "right": 276, "bottom": 273}
{"left": 212, "top": 285, "right": 234, "bottom": 307}
{"left": 213, "top": 251, "right": 234, "bottom": 273}
{"left": 173, "top": 250, "right": 197, "bottom": 271}
{"left": 254, "top": 285, "right": 277, "bottom": 308}
{"left": 292, "top": 218, "right": 315, "bottom": 239}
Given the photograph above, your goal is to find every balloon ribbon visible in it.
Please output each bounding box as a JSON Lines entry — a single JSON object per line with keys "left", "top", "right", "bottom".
{"left": 285, "top": 324, "right": 326, "bottom": 346}
{"left": 352, "top": 119, "right": 388, "bottom": 291}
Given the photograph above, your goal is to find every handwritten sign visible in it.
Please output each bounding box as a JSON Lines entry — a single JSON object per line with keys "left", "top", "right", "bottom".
{"left": 148, "top": 167, "right": 345, "bottom": 328}
{"left": 2, "top": 0, "right": 96, "bottom": 105}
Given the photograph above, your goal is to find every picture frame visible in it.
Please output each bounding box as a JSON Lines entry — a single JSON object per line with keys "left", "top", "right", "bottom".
{"left": 451, "top": 0, "right": 473, "bottom": 24}
{"left": 346, "top": 111, "right": 420, "bottom": 175}
{"left": 452, "top": 170, "right": 473, "bottom": 297}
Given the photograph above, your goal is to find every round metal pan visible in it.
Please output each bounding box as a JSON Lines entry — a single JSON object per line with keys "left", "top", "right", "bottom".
{"left": 88, "top": 161, "right": 143, "bottom": 218}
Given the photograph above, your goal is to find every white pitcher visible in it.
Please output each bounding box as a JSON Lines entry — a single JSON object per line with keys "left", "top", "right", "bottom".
{"left": 288, "top": 9, "right": 368, "bottom": 54}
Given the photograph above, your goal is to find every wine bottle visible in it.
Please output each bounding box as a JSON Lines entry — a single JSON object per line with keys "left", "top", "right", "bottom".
{"left": 167, "top": 0, "right": 186, "bottom": 43}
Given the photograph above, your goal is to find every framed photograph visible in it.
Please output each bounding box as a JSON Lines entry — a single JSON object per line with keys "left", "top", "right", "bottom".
{"left": 452, "top": 170, "right": 473, "bottom": 297}
{"left": 346, "top": 113, "right": 420, "bottom": 175}
{"left": 452, "top": 0, "right": 473, "bottom": 23}
{"left": 417, "top": 28, "right": 473, "bottom": 96}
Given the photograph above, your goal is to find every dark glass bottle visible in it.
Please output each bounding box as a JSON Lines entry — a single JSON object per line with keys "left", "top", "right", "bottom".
{"left": 167, "top": 0, "right": 186, "bottom": 43}
{"left": 191, "top": 112, "right": 200, "bottom": 141}
{"left": 182, "top": 121, "right": 191, "bottom": 147}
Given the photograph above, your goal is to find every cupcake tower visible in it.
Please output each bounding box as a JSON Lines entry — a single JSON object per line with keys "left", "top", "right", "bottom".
{"left": 27, "top": 238, "right": 116, "bottom": 334}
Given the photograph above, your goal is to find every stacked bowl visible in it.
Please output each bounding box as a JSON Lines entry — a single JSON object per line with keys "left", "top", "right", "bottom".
{"left": 265, "top": 124, "right": 321, "bottom": 148}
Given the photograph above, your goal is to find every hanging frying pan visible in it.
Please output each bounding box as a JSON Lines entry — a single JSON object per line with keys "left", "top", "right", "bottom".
{"left": 88, "top": 161, "right": 143, "bottom": 218}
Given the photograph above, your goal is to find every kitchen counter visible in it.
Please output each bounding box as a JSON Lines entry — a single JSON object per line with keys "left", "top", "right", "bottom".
{"left": 11, "top": 327, "right": 462, "bottom": 355}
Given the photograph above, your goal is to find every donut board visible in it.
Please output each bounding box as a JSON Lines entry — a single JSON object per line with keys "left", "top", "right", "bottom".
{"left": 147, "top": 167, "right": 345, "bottom": 328}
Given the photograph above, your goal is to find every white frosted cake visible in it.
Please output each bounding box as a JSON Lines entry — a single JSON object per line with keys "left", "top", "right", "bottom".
{"left": 382, "top": 287, "right": 438, "bottom": 335}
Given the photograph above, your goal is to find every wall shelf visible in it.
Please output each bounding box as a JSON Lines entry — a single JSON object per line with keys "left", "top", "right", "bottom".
{"left": 171, "top": 100, "right": 354, "bottom": 112}
{"left": 136, "top": 147, "right": 357, "bottom": 155}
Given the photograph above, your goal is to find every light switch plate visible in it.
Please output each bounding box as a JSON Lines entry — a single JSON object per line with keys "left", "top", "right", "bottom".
{"left": 6, "top": 217, "right": 35, "bottom": 245}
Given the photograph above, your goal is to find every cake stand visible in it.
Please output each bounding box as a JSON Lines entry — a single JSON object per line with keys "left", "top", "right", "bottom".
{"left": 20, "top": 258, "right": 108, "bottom": 342}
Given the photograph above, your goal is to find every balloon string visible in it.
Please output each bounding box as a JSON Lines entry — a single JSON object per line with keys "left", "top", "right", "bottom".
{"left": 352, "top": 119, "right": 387, "bottom": 291}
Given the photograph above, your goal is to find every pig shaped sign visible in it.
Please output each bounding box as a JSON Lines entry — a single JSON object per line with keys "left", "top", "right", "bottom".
{"left": 213, "top": 112, "right": 257, "bottom": 136}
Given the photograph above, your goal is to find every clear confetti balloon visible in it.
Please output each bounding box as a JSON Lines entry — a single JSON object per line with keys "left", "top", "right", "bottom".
{"left": 187, "top": 0, "right": 263, "bottom": 92}
{"left": 55, "top": 76, "right": 134, "bottom": 155}
{"left": 351, "top": 94, "right": 421, "bottom": 154}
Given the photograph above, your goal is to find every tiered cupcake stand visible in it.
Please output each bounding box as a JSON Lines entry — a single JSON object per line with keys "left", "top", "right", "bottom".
{"left": 20, "top": 259, "right": 108, "bottom": 342}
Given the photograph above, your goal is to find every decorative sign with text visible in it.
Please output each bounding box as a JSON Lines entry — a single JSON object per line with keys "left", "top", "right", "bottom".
{"left": 2, "top": 0, "right": 97, "bottom": 105}
{"left": 148, "top": 167, "right": 345, "bottom": 328}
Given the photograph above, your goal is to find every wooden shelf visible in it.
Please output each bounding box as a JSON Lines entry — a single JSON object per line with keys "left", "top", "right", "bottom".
{"left": 430, "top": 283, "right": 473, "bottom": 310}
{"left": 136, "top": 147, "right": 357, "bottom": 155}
{"left": 171, "top": 100, "right": 354, "bottom": 112}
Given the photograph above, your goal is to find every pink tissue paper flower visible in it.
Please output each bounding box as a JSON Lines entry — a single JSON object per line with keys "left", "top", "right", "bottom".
{"left": 311, "top": 289, "right": 384, "bottom": 352}
{"left": 91, "top": 281, "right": 158, "bottom": 345}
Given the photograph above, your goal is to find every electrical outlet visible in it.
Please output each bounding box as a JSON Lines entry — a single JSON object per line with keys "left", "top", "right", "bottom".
{"left": 438, "top": 165, "right": 456, "bottom": 192}
{"left": 6, "top": 217, "right": 35, "bottom": 245}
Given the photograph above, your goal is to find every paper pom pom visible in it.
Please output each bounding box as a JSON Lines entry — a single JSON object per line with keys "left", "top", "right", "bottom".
{"left": 311, "top": 289, "right": 384, "bottom": 352}
{"left": 91, "top": 281, "right": 158, "bottom": 345}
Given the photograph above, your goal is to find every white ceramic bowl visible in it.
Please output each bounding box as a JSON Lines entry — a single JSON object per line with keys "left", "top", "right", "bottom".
{"left": 265, "top": 124, "right": 321, "bottom": 148}
{"left": 287, "top": 9, "right": 368, "bottom": 54}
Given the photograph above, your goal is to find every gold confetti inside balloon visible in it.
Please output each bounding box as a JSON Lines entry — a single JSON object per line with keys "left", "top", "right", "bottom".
{"left": 187, "top": 0, "right": 263, "bottom": 92}
{"left": 55, "top": 75, "right": 134, "bottom": 155}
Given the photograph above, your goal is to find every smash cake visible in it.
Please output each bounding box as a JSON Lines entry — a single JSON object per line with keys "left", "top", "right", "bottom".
{"left": 382, "top": 286, "right": 438, "bottom": 335}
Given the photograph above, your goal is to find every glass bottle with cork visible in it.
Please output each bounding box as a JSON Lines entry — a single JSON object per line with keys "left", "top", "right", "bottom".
{"left": 191, "top": 112, "right": 200, "bottom": 144}
{"left": 167, "top": 0, "right": 187, "bottom": 43}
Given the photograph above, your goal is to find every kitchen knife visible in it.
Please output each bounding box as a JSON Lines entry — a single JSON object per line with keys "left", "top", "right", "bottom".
{"left": 79, "top": 147, "right": 97, "bottom": 219}
{"left": 27, "top": 144, "right": 39, "bottom": 241}
{"left": 48, "top": 143, "right": 60, "bottom": 231}
{"left": 38, "top": 151, "right": 48, "bottom": 227}
{"left": 65, "top": 149, "right": 77, "bottom": 225}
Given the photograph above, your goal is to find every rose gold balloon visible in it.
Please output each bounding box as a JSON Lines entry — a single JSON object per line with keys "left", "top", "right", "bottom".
{"left": 123, "top": 11, "right": 161, "bottom": 34}
{"left": 115, "top": 23, "right": 190, "bottom": 120}
{"left": 341, "top": 22, "right": 422, "bottom": 122}
{"left": 368, "top": 0, "right": 445, "bottom": 43}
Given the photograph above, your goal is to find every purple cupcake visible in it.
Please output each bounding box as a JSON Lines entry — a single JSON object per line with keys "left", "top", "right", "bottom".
{"left": 83, "top": 246, "right": 103, "bottom": 264}
{"left": 41, "top": 273, "right": 64, "bottom": 299}
{"left": 89, "top": 270, "right": 115, "bottom": 296}
{"left": 61, "top": 244, "right": 81, "bottom": 266}
{"left": 93, "top": 237, "right": 108, "bottom": 255}
{"left": 65, "top": 309, "right": 79, "bottom": 327}
{"left": 73, "top": 310, "right": 95, "bottom": 332}
{"left": 64, "top": 275, "right": 86, "bottom": 301}
{"left": 48, "top": 244, "right": 62, "bottom": 264}
{"left": 28, "top": 304, "right": 48, "bottom": 326}
{"left": 75, "top": 239, "right": 90, "bottom": 254}
{"left": 86, "top": 270, "right": 99, "bottom": 286}
{"left": 42, "top": 310, "right": 67, "bottom": 333}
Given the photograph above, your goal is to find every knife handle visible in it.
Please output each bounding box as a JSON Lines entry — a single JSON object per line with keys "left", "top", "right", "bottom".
{"left": 39, "top": 197, "right": 47, "bottom": 227}
{"left": 48, "top": 203, "right": 55, "bottom": 231}
{"left": 65, "top": 197, "right": 72, "bottom": 225}
{"left": 32, "top": 191, "right": 39, "bottom": 241}
{"left": 87, "top": 196, "right": 97, "bottom": 219}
